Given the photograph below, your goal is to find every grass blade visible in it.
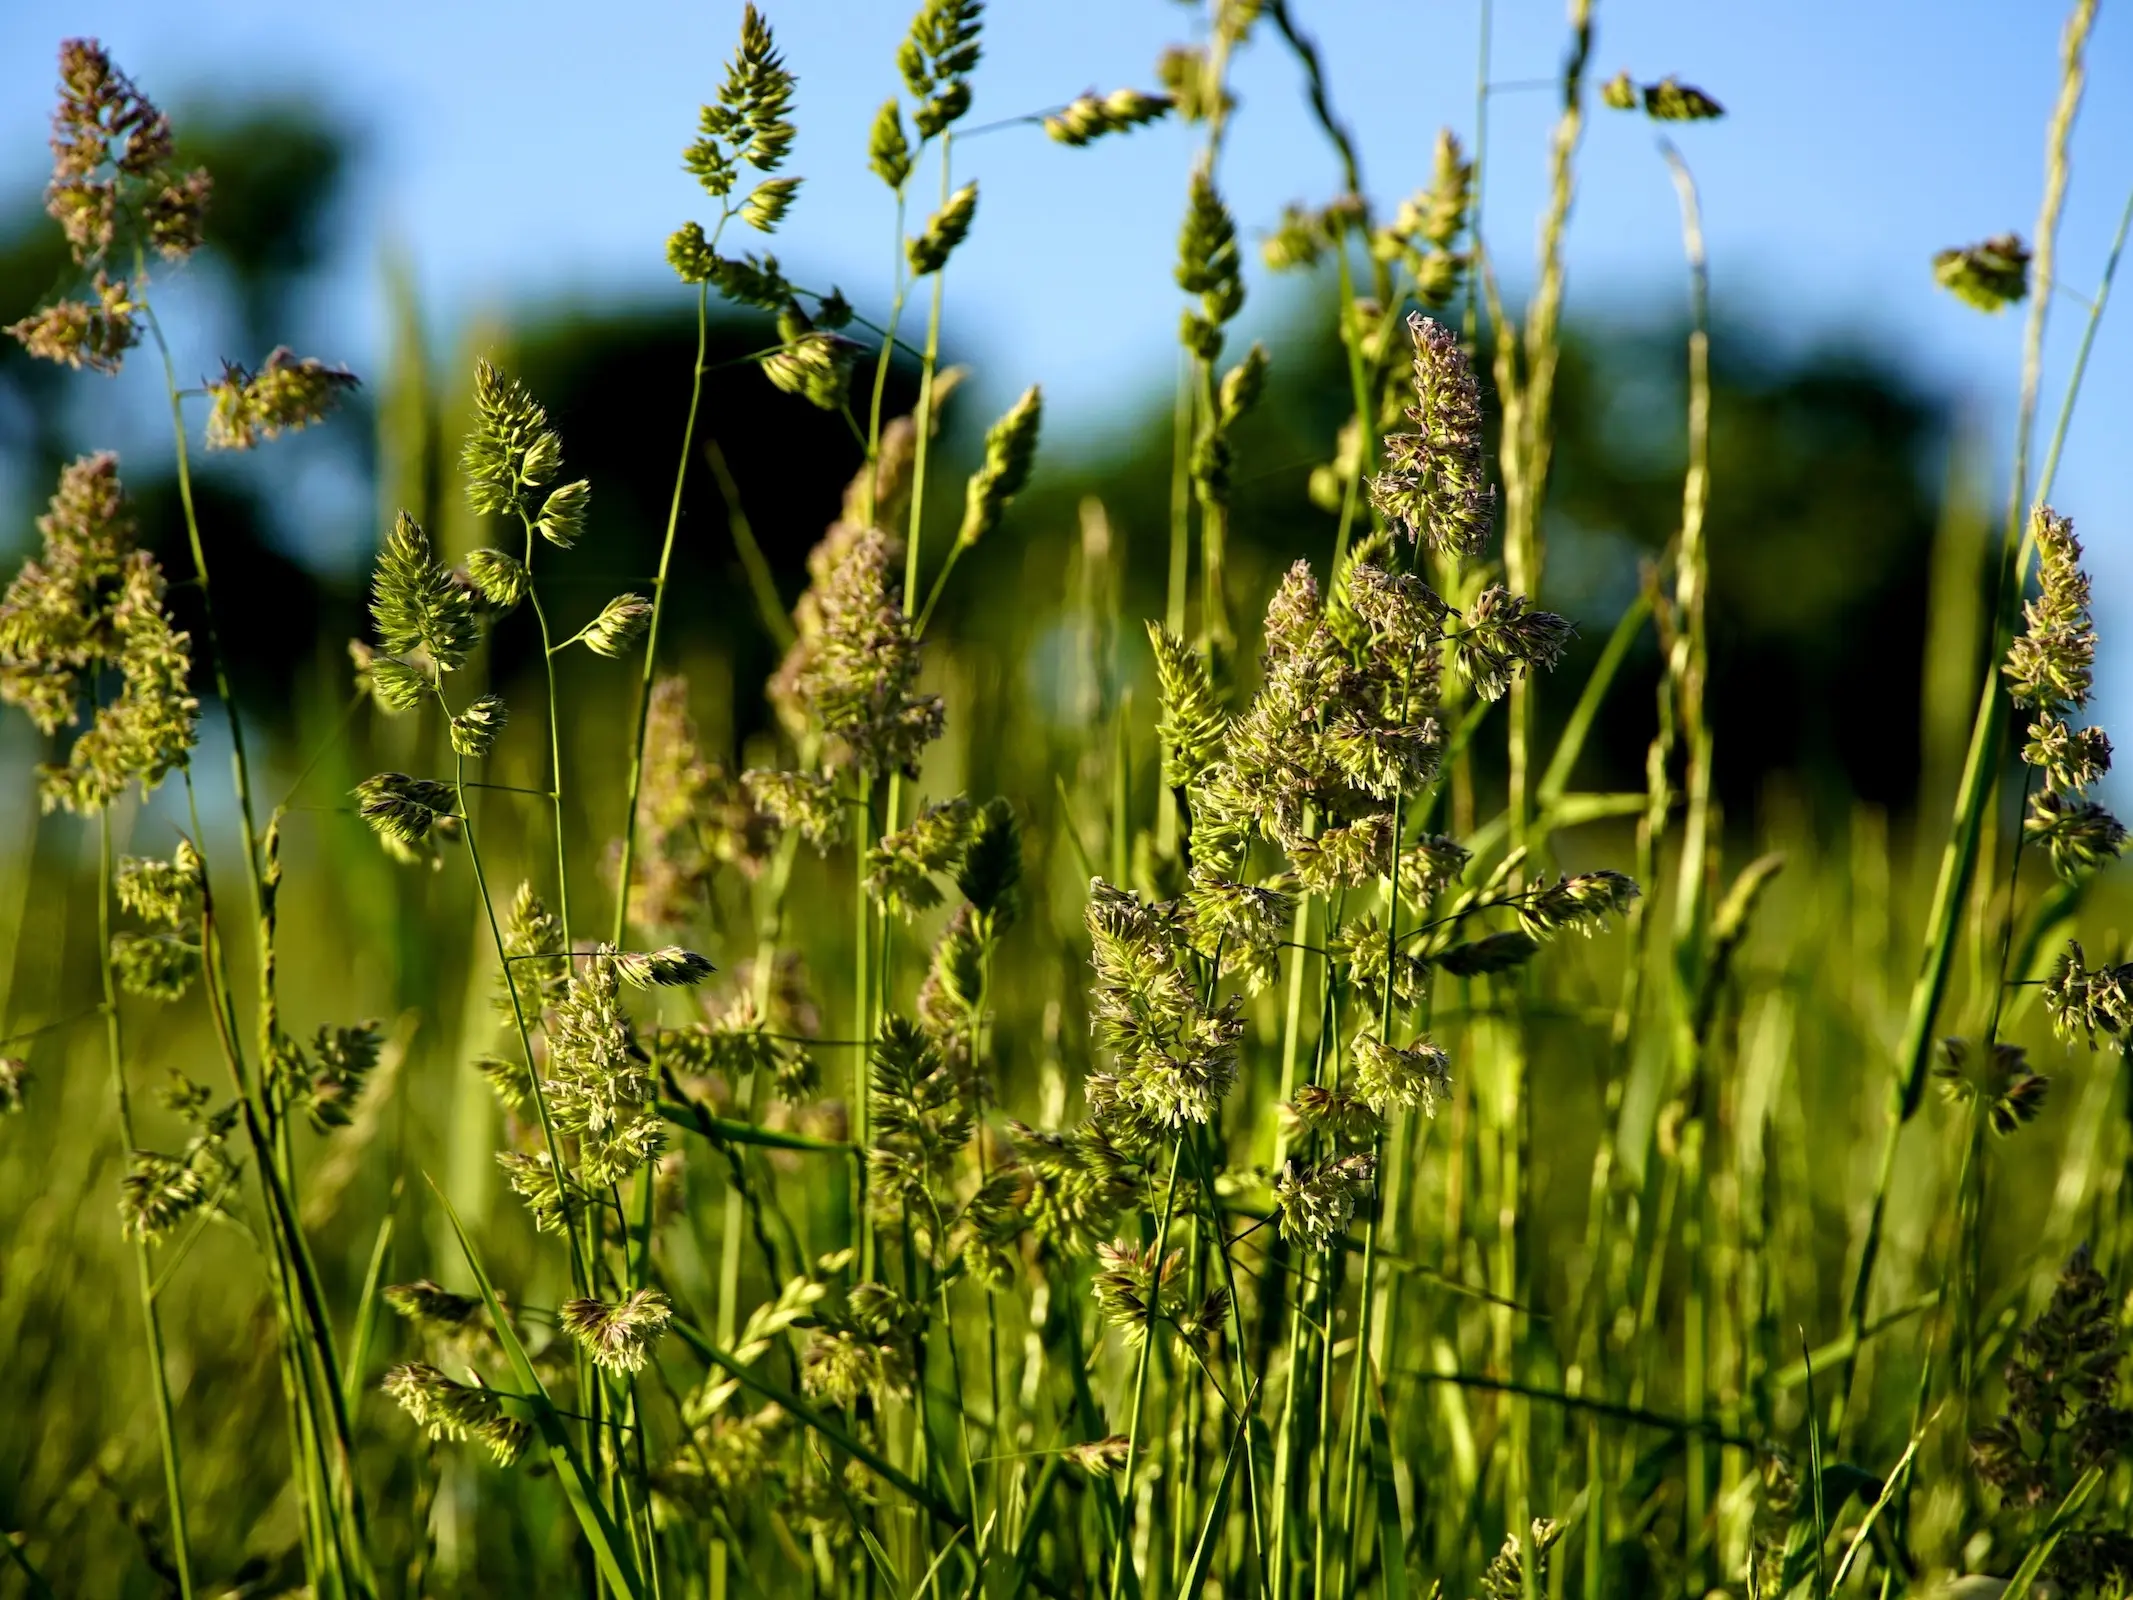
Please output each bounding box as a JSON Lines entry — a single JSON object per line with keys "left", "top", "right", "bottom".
{"left": 2001, "top": 1465, "right": 2102, "bottom": 1600}
{"left": 1827, "top": 1417, "right": 1931, "bottom": 1591}
{"left": 669, "top": 1314, "right": 967, "bottom": 1532}
{"left": 660, "top": 1096, "right": 853, "bottom": 1153}
{"left": 1802, "top": 1331, "right": 1827, "bottom": 1599}
{"left": 1365, "top": 1368, "right": 1411, "bottom": 1600}
{"left": 426, "top": 1177, "right": 644, "bottom": 1598}
{"left": 343, "top": 1211, "right": 394, "bottom": 1424}
{"left": 1537, "top": 590, "right": 1652, "bottom": 805}
{"left": 1172, "top": 1379, "right": 1258, "bottom": 1600}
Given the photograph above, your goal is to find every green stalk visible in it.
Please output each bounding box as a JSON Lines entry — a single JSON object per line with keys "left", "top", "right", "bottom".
{"left": 1269, "top": 0, "right": 1389, "bottom": 579}
{"left": 437, "top": 688, "right": 589, "bottom": 1297}
{"left": 1497, "top": 0, "right": 1593, "bottom": 863}
{"left": 1661, "top": 144, "right": 1714, "bottom": 1008}
{"left": 612, "top": 281, "right": 713, "bottom": 948}
{"left": 1339, "top": 636, "right": 1420, "bottom": 1587}
{"left": 142, "top": 313, "right": 335, "bottom": 1579}
{"left": 702, "top": 440, "right": 795, "bottom": 652}
{"left": 184, "top": 778, "right": 370, "bottom": 1596}
{"left": 1329, "top": 241, "right": 1377, "bottom": 578}
{"left": 1662, "top": 144, "right": 1716, "bottom": 1577}
{"left": 141, "top": 301, "right": 268, "bottom": 935}
{"left": 195, "top": 901, "right": 366, "bottom": 1596}
{"left": 516, "top": 524, "right": 610, "bottom": 1528}
{"left": 1108, "top": 1139, "right": 1185, "bottom": 1600}
{"left": 1838, "top": 0, "right": 2095, "bottom": 1430}
{"left": 902, "top": 134, "right": 953, "bottom": 613}
{"left": 99, "top": 811, "right": 195, "bottom": 1600}
{"left": 1271, "top": 936, "right": 1343, "bottom": 1599}
{"left": 853, "top": 771, "right": 876, "bottom": 1276}
{"left": 519, "top": 523, "right": 575, "bottom": 946}
{"left": 1184, "top": 1131, "right": 1271, "bottom": 1599}
{"left": 860, "top": 185, "right": 913, "bottom": 536}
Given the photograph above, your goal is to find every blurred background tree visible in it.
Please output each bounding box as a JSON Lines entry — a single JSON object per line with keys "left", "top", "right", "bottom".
{"left": 0, "top": 104, "right": 1967, "bottom": 835}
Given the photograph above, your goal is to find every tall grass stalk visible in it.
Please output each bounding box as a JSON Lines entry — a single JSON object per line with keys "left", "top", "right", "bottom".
{"left": 99, "top": 809, "right": 196, "bottom": 1600}
{"left": 1841, "top": 0, "right": 2097, "bottom": 1432}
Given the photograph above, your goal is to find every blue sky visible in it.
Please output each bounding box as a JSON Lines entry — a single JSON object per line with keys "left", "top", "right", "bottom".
{"left": 3, "top": 1, "right": 2129, "bottom": 700}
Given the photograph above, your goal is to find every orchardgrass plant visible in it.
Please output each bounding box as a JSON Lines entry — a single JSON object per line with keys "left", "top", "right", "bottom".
{"left": 3, "top": 2, "right": 2132, "bottom": 1597}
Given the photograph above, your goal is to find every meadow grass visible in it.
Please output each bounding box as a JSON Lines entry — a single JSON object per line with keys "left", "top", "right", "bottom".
{"left": 3, "top": 4, "right": 2132, "bottom": 1598}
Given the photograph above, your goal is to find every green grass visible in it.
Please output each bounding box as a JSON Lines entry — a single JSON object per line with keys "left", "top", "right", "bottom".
{"left": 2, "top": 4, "right": 2132, "bottom": 1598}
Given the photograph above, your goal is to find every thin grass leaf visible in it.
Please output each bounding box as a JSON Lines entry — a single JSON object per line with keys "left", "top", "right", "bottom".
{"left": 1172, "top": 1380, "right": 1257, "bottom": 1600}
{"left": 1828, "top": 1418, "right": 1931, "bottom": 1591}
{"left": 910, "top": 1525, "right": 967, "bottom": 1600}
{"left": 1537, "top": 591, "right": 1652, "bottom": 804}
{"left": 342, "top": 1211, "right": 394, "bottom": 1422}
{"left": 1802, "top": 1331, "right": 1827, "bottom": 1600}
{"left": 660, "top": 1095, "right": 852, "bottom": 1153}
{"left": 2001, "top": 1465, "right": 2103, "bottom": 1600}
{"left": 1771, "top": 1293, "right": 1939, "bottom": 1389}
{"left": 426, "top": 1177, "right": 644, "bottom": 1598}
{"left": 1366, "top": 1369, "right": 1411, "bottom": 1600}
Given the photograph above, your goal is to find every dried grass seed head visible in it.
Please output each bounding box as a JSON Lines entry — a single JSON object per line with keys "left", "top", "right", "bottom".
{"left": 908, "top": 181, "right": 978, "bottom": 276}
{"left": 1934, "top": 1037, "right": 2051, "bottom": 1135}
{"left": 1371, "top": 314, "right": 1494, "bottom": 557}
{"left": 449, "top": 692, "right": 508, "bottom": 759}
{"left": 204, "top": 348, "right": 359, "bottom": 450}
{"left": 580, "top": 594, "right": 654, "bottom": 658}
{"left": 1351, "top": 1032, "right": 1452, "bottom": 1118}
{"left": 1272, "top": 1151, "right": 1375, "bottom": 1252}
{"left": 2044, "top": 940, "right": 2133, "bottom": 1050}
{"left": 383, "top": 1363, "right": 531, "bottom": 1465}
{"left": 958, "top": 385, "right": 1043, "bottom": 548}
{"left": 7, "top": 272, "right": 141, "bottom": 373}
{"left": 899, "top": 0, "right": 983, "bottom": 139}
{"left": 1935, "top": 233, "right": 2030, "bottom": 312}
{"left": 1, "top": 454, "right": 138, "bottom": 735}
{"left": 560, "top": 1288, "right": 674, "bottom": 1373}
{"left": 793, "top": 528, "right": 943, "bottom": 777}
{"left": 7, "top": 43, "right": 207, "bottom": 378}
{"left": 1046, "top": 88, "right": 1172, "bottom": 146}
{"left": 37, "top": 552, "right": 198, "bottom": 814}
{"left": 372, "top": 513, "right": 476, "bottom": 674}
